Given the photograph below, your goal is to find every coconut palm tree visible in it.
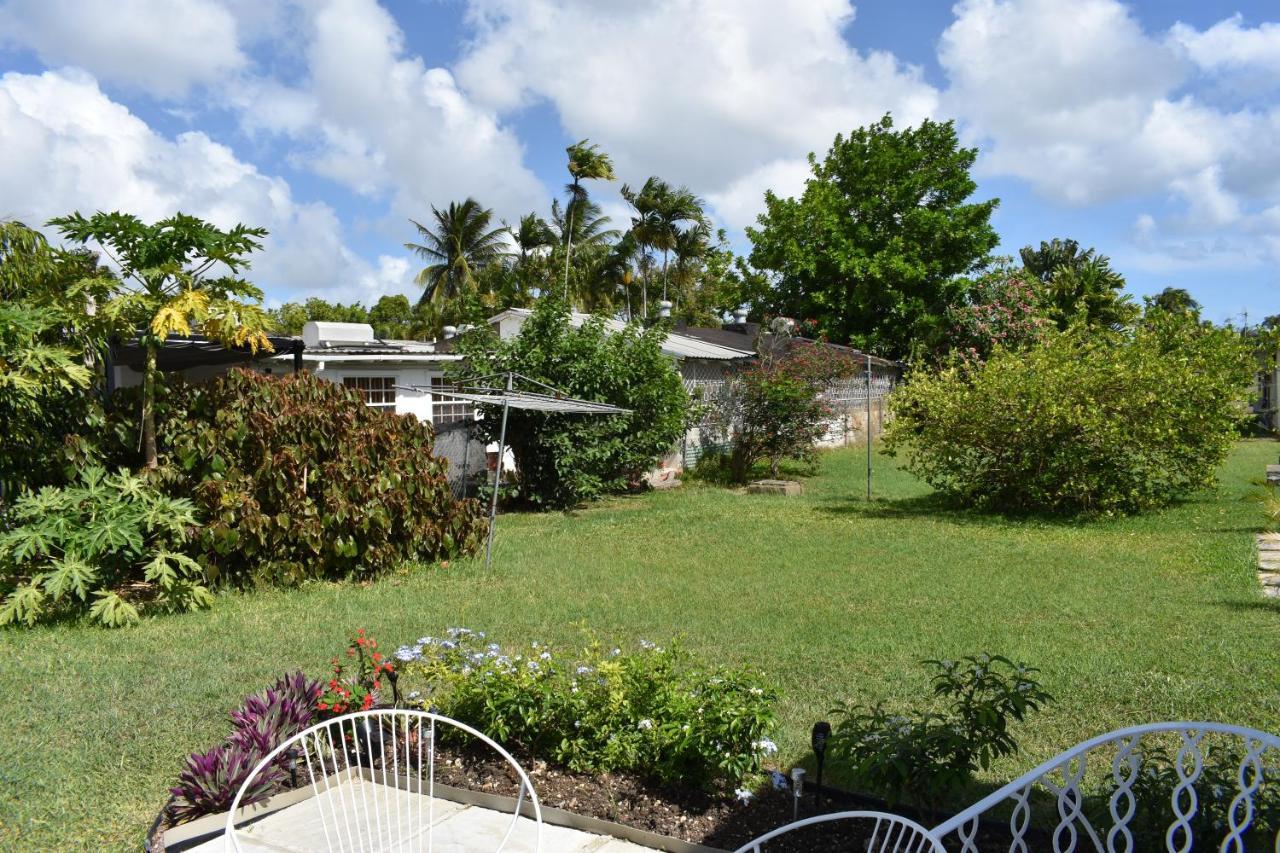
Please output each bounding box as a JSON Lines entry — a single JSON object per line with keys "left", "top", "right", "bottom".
{"left": 405, "top": 199, "right": 509, "bottom": 307}
{"left": 562, "top": 140, "right": 615, "bottom": 296}
{"left": 510, "top": 213, "right": 554, "bottom": 265}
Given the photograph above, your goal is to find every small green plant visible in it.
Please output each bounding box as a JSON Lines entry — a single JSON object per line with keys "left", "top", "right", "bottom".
{"left": 0, "top": 467, "right": 209, "bottom": 627}
{"left": 397, "top": 629, "right": 779, "bottom": 790}
{"left": 829, "top": 653, "right": 1051, "bottom": 810}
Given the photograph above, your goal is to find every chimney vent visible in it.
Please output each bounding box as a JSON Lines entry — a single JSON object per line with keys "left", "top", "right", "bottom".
{"left": 442, "top": 325, "right": 457, "bottom": 340}
{"left": 658, "top": 300, "right": 673, "bottom": 319}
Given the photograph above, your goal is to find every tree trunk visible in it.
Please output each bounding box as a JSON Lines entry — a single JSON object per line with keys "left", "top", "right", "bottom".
{"left": 142, "top": 342, "right": 158, "bottom": 469}
{"left": 662, "top": 249, "right": 670, "bottom": 302}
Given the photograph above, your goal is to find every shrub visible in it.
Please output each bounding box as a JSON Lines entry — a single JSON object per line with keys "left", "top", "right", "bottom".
{"left": 829, "top": 654, "right": 1051, "bottom": 810}
{"left": 712, "top": 328, "right": 857, "bottom": 482}
{"left": 169, "top": 671, "right": 322, "bottom": 823}
{"left": 148, "top": 369, "right": 484, "bottom": 585}
{"left": 0, "top": 467, "right": 209, "bottom": 627}
{"left": 397, "top": 629, "right": 779, "bottom": 790}
{"left": 885, "top": 314, "right": 1255, "bottom": 514}
{"left": 943, "top": 260, "right": 1049, "bottom": 363}
{"left": 453, "top": 298, "right": 689, "bottom": 508}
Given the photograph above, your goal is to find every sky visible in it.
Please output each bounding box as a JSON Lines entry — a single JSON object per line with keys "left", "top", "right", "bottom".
{"left": 1, "top": 0, "right": 1277, "bottom": 325}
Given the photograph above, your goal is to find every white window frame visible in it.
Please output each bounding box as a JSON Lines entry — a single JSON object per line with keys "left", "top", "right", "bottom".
{"left": 343, "top": 375, "right": 398, "bottom": 411}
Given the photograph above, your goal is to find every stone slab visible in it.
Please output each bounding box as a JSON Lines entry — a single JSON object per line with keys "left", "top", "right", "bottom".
{"left": 1267, "top": 464, "right": 1280, "bottom": 485}
{"left": 746, "top": 479, "right": 803, "bottom": 496}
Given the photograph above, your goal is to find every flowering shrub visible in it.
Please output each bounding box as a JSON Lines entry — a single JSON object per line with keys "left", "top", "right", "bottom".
{"left": 397, "top": 629, "right": 779, "bottom": 789}
{"left": 829, "top": 654, "right": 1051, "bottom": 810}
{"left": 169, "top": 671, "right": 322, "bottom": 823}
{"left": 944, "top": 261, "right": 1049, "bottom": 363}
{"left": 711, "top": 331, "right": 857, "bottom": 482}
{"left": 0, "top": 466, "right": 209, "bottom": 627}
{"left": 318, "top": 629, "right": 395, "bottom": 715}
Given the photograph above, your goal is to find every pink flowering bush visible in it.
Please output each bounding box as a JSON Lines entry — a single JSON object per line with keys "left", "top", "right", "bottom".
{"left": 945, "top": 261, "right": 1049, "bottom": 363}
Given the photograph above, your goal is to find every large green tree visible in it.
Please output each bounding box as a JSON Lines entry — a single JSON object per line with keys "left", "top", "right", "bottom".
{"left": 406, "top": 199, "right": 509, "bottom": 307}
{"left": 50, "top": 211, "right": 274, "bottom": 469}
{"left": 748, "top": 115, "right": 999, "bottom": 359}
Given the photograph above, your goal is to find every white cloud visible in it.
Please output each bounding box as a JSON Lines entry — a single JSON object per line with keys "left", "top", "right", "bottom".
{"left": 230, "top": 0, "right": 547, "bottom": 228}
{"left": 0, "top": 68, "right": 408, "bottom": 303}
{"left": 455, "top": 0, "right": 939, "bottom": 228}
{"left": 0, "top": 0, "right": 247, "bottom": 99}
{"left": 1170, "top": 14, "right": 1280, "bottom": 77}
{"left": 706, "top": 158, "right": 813, "bottom": 232}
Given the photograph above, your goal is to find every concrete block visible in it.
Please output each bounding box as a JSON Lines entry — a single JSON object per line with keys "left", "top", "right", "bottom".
{"left": 747, "top": 479, "right": 803, "bottom": 496}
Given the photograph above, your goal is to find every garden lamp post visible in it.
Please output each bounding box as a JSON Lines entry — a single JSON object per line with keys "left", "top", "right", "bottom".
{"left": 811, "top": 720, "right": 831, "bottom": 810}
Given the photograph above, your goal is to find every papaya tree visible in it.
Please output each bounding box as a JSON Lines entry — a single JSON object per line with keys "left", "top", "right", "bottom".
{"left": 49, "top": 212, "right": 273, "bottom": 468}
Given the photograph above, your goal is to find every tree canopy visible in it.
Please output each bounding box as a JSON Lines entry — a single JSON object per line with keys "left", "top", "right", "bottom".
{"left": 747, "top": 114, "right": 999, "bottom": 359}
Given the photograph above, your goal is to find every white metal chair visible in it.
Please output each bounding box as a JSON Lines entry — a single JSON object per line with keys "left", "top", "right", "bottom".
{"left": 225, "top": 709, "right": 542, "bottom": 852}
{"left": 732, "top": 810, "right": 945, "bottom": 853}
{"left": 931, "top": 722, "right": 1280, "bottom": 853}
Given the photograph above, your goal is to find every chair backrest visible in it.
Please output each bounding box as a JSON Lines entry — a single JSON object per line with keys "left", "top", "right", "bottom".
{"left": 732, "top": 810, "right": 945, "bottom": 853}
{"left": 931, "top": 722, "right": 1280, "bottom": 853}
{"left": 225, "top": 709, "right": 542, "bottom": 852}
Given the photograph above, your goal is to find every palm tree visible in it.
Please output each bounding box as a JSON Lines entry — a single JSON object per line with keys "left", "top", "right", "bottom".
{"left": 550, "top": 198, "right": 618, "bottom": 253}
{"left": 669, "top": 218, "right": 711, "bottom": 305}
{"left": 405, "top": 199, "right": 509, "bottom": 307}
{"left": 510, "top": 213, "right": 554, "bottom": 265}
{"left": 562, "top": 140, "right": 615, "bottom": 296}
{"left": 621, "top": 177, "right": 704, "bottom": 314}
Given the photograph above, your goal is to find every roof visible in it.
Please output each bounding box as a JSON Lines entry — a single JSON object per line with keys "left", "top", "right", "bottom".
{"left": 486, "top": 308, "right": 753, "bottom": 361}
{"left": 680, "top": 322, "right": 901, "bottom": 369}
{"left": 111, "top": 334, "right": 304, "bottom": 372}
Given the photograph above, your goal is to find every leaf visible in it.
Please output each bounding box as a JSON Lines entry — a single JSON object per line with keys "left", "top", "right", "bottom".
{"left": 43, "top": 554, "right": 98, "bottom": 602}
{"left": 0, "top": 584, "right": 46, "bottom": 626}
{"left": 88, "top": 591, "right": 140, "bottom": 628}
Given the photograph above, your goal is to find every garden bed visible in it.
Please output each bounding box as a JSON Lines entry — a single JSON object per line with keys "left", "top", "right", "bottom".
{"left": 150, "top": 739, "right": 1024, "bottom": 853}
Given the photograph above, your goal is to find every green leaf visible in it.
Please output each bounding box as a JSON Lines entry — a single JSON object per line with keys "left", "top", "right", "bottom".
{"left": 88, "top": 591, "right": 140, "bottom": 628}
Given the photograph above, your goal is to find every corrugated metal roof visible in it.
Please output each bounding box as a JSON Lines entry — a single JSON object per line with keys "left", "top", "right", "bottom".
{"left": 489, "top": 308, "right": 753, "bottom": 361}
{"left": 423, "top": 388, "right": 630, "bottom": 414}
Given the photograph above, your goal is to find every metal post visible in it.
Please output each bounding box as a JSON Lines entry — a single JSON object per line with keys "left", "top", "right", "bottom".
{"left": 866, "top": 354, "right": 873, "bottom": 502}
{"left": 484, "top": 373, "right": 513, "bottom": 569}
{"left": 459, "top": 416, "right": 471, "bottom": 500}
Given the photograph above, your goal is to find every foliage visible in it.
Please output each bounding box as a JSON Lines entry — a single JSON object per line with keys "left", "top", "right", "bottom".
{"left": 145, "top": 369, "right": 484, "bottom": 585}
{"left": 621, "top": 176, "right": 705, "bottom": 308}
{"left": 169, "top": 671, "right": 322, "bottom": 823}
{"left": 0, "top": 467, "right": 208, "bottom": 627}
{"left": 49, "top": 211, "right": 275, "bottom": 468}
{"left": 747, "top": 115, "right": 999, "bottom": 359}
{"left": 943, "top": 260, "right": 1050, "bottom": 362}
{"left": 885, "top": 314, "right": 1256, "bottom": 515}
{"left": 1020, "top": 238, "right": 1137, "bottom": 331}
{"left": 712, "top": 327, "right": 857, "bottom": 481}
{"left": 0, "top": 221, "right": 112, "bottom": 498}
{"left": 268, "top": 295, "right": 441, "bottom": 340}
{"left": 454, "top": 298, "right": 689, "bottom": 508}
{"left": 1101, "top": 739, "right": 1280, "bottom": 847}
{"left": 829, "top": 654, "right": 1051, "bottom": 809}
{"left": 398, "top": 629, "right": 779, "bottom": 790}
{"left": 405, "top": 198, "right": 510, "bottom": 307}
{"left": 1145, "top": 286, "right": 1202, "bottom": 320}
{"left": 318, "top": 629, "right": 395, "bottom": 716}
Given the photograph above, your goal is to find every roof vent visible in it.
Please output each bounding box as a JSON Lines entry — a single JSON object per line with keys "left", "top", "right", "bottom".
{"left": 733, "top": 307, "right": 749, "bottom": 324}
{"left": 302, "top": 321, "right": 376, "bottom": 348}
{"left": 442, "top": 325, "right": 458, "bottom": 340}
{"left": 658, "top": 299, "right": 673, "bottom": 319}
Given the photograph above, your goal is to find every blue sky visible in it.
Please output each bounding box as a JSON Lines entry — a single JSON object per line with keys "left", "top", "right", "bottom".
{"left": 1, "top": 0, "right": 1277, "bottom": 325}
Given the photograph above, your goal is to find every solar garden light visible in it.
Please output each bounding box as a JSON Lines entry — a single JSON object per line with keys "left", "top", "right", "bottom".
{"left": 386, "top": 666, "right": 401, "bottom": 707}
{"left": 790, "top": 767, "right": 806, "bottom": 822}
{"left": 811, "top": 720, "right": 832, "bottom": 810}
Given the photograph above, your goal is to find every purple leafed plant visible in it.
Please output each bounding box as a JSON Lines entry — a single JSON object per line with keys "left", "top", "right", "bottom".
{"left": 169, "top": 671, "right": 322, "bottom": 824}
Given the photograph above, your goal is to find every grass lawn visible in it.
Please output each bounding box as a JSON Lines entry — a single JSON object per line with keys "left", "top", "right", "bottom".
{"left": 3, "top": 440, "right": 1279, "bottom": 849}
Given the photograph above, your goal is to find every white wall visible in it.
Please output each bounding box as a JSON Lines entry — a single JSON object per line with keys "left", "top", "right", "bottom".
{"left": 308, "top": 363, "right": 439, "bottom": 419}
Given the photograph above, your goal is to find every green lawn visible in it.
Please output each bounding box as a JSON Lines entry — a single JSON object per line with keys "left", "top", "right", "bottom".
{"left": 3, "top": 441, "right": 1279, "bottom": 849}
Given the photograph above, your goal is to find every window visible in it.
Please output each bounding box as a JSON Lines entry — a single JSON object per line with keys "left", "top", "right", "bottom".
{"left": 343, "top": 376, "right": 397, "bottom": 410}
{"left": 431, "top": 376, "right": 474, "bottom": 425}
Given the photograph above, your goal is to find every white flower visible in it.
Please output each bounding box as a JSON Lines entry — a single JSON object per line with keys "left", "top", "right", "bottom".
{"left": 407, "top": 690, "right": 422, "bottom": 701}
{"left": 640, "top": 639, "right": 656, "bottom": 650}
{"left": 539, "top": 651, "right": 551, "bottom": 661}
{"left": 576, "top": 665, "right": 594, "bottom": 675}
{"left": 417, "top": 636, "right": 434, "bottom": 646}
{"left": 395, "top": 645, "right": 422, "bottom": 662}
{"left": 638, "top": 719, "right": 654, "bottom": 731}
{"left": 753, "top": 738, "right": 778, "bottom": 755}
{"left": 770, "top": 770, "right": 790, "bottom": 791}
{"left": 748, "top": 687, "right": 764, "bottom": 697}
{"left": 734, "top": 787, "right": 754, "bottom": 803}
{"left": 610, "top": 648, "right": 621, "bottom": 657}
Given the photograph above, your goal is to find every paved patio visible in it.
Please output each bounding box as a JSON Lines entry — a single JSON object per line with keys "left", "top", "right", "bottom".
{"left": 189, "top": 774, "right": 653, "bottom": 852}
